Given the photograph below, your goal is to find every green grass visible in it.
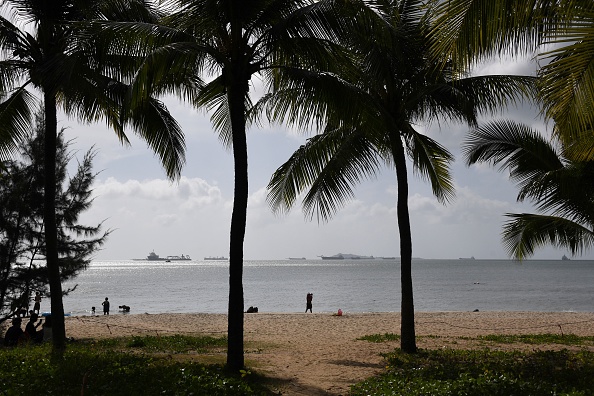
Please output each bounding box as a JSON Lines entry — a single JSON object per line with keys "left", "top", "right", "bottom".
{"left": 4, "top": 333, "right": 594, "bottom": 395}
{"left": 477, "top": 333, "right": 594, "bottom": 346}
{"left": 357, "top": 333, "right": 400, "bottom": 343}
{"left": 350, "top": 347, "right": 594, "bottom": 395}
{"left": 0, "top": 335, "right": 272, "bottom": 396}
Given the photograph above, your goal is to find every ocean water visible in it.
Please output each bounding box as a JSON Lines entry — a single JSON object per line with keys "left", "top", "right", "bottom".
{"left": 59, "top": 259, "right": 594, "bottom": 316}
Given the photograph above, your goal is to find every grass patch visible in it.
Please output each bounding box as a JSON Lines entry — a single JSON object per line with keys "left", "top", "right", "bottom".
{"left": 357, "top": 333, "right": 400, "bottom": 343}
{"left": 0, "top": 335, "right": 272, "bottom": 395}
{"left": 124, "top": 334, "right": 227, "bottom": 352}
{"left": 351, "top": 348, "right": 594, "bottom": 395}
{"left": 478, "top": 333, "right": 594, "bottom": 346}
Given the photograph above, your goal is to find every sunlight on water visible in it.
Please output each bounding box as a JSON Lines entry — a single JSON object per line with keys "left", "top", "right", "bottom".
{"left": 61, "top": 259, "right": 594, "bottom": 316}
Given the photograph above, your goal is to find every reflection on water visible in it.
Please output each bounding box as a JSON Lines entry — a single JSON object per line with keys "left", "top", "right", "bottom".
{"left": 61, "top": 259, "right": 594, "bottom": 315}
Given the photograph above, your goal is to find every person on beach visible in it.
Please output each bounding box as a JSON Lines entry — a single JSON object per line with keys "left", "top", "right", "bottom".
{"left": 25, "top": 313, "right": 43, "bottom": 343}
{"left": 42, "top": 315, "right": 53, "bottom": 342}
{"left": 33, "top": 292, "right": 41, "bottom": 314}
{"left": 306, "top": 292, "right": 313, "bottom": 313}
{"left": 3, "top": 317, "right": 25, "bottom": 346}
{"left": 102, "top": 297, "right": 110, "bottom": 315}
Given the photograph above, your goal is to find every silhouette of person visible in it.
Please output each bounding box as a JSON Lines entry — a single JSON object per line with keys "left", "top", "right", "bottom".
{"left": 306, "top": 292, "right": 313, "bottom": 313}
{"left": 42, "top": 315, "right": 53, "bottom": 343}
{"left": 4, "top": 317, "right": 25, "bottom": 346}
{"left": 25, "top": 313, "right": 43, "bottom": 343}
{"left": 102, "top": 297, "right": 110, "bottom": 315}
{"left": 33, "top": 292, "right": 41, "bottom": 314}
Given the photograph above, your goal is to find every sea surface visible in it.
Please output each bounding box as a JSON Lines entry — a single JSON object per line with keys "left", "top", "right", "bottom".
{"left": 59, "top": 258, "right": 593, "bottom": 316}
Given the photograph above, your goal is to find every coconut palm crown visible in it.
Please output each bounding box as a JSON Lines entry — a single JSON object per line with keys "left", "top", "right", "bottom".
{"left": 0, "top": 0, "right": 185, "bottom": 351}
{"left": 99, "top": 0, "right": 351, "bottom": 371}
{"left": 266, "top": 0, "right": 537, "bottom": 353}
{"left": 430, "top": 0, "right": 594, "bottom": 154}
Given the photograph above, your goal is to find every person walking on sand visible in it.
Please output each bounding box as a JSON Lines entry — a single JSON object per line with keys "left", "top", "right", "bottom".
{"left": 306, "top": 292, "right": 313, "bottom": 313}
{"left": 33, "top": 292, "right": 41, "bottom": 314}
{"left": 102, "top": 297, "right": 110, "bottom": 315}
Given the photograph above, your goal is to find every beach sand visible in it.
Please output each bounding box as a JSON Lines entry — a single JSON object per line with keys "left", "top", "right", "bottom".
{"left": 65, "top": 311, "right": 594, "bottom": 395}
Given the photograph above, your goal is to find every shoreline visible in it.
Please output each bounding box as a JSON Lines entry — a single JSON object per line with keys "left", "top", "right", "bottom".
{"left": 64, "top": 311, "right": 594, "bottom": 339}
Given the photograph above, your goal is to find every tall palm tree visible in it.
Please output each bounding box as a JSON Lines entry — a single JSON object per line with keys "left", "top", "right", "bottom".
{"left": 429, "top": 0, "right": 594, "bottom": 152}
{"left": 112, "top": 0, "right": 349, "bottom": 371}
{"left": 266, "top": 0, "right": 536, "bottom": 353}
{"left": 0, "top": 0, "right": 185, "bottom": 352}
{"left": 463, "top": 120, "right": 594, "bottom": 259}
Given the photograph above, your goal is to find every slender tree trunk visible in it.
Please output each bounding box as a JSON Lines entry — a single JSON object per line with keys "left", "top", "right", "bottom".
{"left": 226, "top": 73, "right": 248, "bottom": 372}
{"left": 43, "top": 93, "right": 66, "bottom": 353}
{"left": 392, "top": 137, "right": 417, "bottom": 353}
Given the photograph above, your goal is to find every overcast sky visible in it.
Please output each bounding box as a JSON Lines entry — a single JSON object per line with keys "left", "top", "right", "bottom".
{"left": 58, "top": 55, "right": 594, "bottom": 262}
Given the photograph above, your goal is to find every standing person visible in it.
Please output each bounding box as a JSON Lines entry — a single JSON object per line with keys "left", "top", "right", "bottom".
{"left": 102, "top": 297, "right": 110, "bottom": 315}
{"left": 33, "top": 292, "right": 41, "bottom": 315}
{"left": 306, "top": 292, "right": 313, "bottom": 313}
{"left": 3, "top": 317, "right": 24, "bottom": 346}
{"left": 25, "top": 313, "right": 43, "bottom": 343}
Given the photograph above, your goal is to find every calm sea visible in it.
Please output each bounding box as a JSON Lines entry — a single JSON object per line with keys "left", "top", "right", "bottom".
{"left": 60, "top": 259, "right": 593, "bottom": 316}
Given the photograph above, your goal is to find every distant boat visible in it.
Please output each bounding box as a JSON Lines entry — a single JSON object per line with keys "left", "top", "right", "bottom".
{"left": 459, "top": 256, "right": 476, "bottom": 260}
{"left": 137, "top": 251, "right": 191, "bottom": 261}
{"left": 287, "top": 257, "right": 306, "bottom": 260}
{"left": 204, "top": 256, "right": 228, "bottom": 261}
{"left": 562, "top": 254, "right": 570, "bottom": 261}
{"left": 320, "top": 254, "right": 344, "bottom": 260}
{"left": 319, "top": 253, "right": 374, "bottom": 260}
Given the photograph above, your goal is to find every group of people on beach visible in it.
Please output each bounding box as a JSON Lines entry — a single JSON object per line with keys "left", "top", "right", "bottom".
{"left": 3, "top": 291, "right": 53, "bottom": 346}
{"left": 3, "top": 312, "right": 52, "bottom": 347}
{"left": 91, "top": 297, "right": 130, "bottom": 315}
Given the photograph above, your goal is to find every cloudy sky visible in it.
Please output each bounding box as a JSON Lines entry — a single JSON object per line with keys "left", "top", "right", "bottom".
{"left": 58, "top": 55, "right": 594, "bottom": 262}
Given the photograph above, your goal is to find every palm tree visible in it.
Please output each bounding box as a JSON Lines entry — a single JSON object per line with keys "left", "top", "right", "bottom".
{"left": 463, "top": 120, "right": 594, "bottom": 259}
{"left": 266, "top": 0, "right": 536, "bottom": 353}
{"left": 112, "top": 0, "right": 349, "bottom": 371}
{"left": 429, "top": 0, "right": 594, "bottom": 152}
{"left": 0, "top": 0, "right": 185, "bottom": 352}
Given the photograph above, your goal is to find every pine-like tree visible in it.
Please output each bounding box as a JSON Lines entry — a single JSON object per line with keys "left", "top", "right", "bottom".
{"left": 0, "top": 112, "right": 109, "bottom": 325}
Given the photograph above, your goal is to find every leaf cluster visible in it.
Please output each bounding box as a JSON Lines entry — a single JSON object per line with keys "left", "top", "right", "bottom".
{"left": 0, "top": 335, "right": 271, "bottom": 395}
{"left": 352, "top": 348, "right": 594, "bottom": 395}
{"left": 0, "top": 111, "right": 109, "bottom": 323}
{"left": 463, "top": 119, "right": 594, "bottom": 259}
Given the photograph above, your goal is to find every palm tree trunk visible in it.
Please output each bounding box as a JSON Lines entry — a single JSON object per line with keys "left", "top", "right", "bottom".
{"left": 43, "top": 93, "right": 66, "bottom": 353}
{"left": 226, "top": 75, "right": 248, "bottom": 372}
{"left": 392, "top": 137, "right": 417, "bottom": 353}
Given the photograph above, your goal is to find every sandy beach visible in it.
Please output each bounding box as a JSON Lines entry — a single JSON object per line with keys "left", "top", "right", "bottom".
{"left": 64, "top": 311, "right": 594, "bottom": 395}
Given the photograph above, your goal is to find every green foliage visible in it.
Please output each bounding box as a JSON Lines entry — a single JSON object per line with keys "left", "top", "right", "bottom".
{"left": 463, "top": 120, "right": 594, "bottom": 259}
{"left": 0, "top": 113, "right": 109, "bottom": 323}
{"left": 478, "top": 333, "right": 594, "bottom": 346}
{"left": 125, "top": 334, "right": 227, "bottom": 353}
{"left": 357, "top": 333, "right": 401, "bottom": 343}
{"left": 0, "top": 336, "right": 270, "bottom": 395}
{"left": 351, "top": 348, "right": 594, "bottom": 395}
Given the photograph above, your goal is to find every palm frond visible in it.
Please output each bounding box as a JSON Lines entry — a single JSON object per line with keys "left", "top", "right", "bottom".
{"left": 463, "top": 119, "right": 563, "bottom": 176}
{"left": 123, "top": 97, "right": 186, "bottom": 179}
{"left": 503, "top": 213, "right": 594, "bottom": 259}
{"left": 0, "top": 88, "right": 36, "bottom": 160}
{"left": 452, "top": 75, "right": 538, "bottom": 117}
{"left": 406, "top": 128, "right": 455, "bottom": 204}
{"left": 267, "top": 125, "right": 381, "bottom": 222}
{"left": 539, "top": 33, "right": 594, "bottom": 136}
{"left": 428, "top": 0, "right": 545, "bottom": 68}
